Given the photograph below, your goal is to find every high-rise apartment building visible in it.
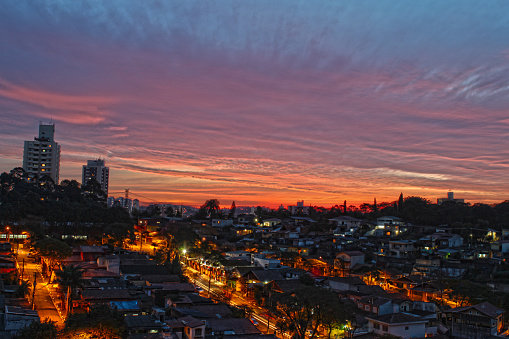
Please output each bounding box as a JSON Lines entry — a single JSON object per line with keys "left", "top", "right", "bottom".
{"left": 82, "top": 159, "right": 109, "bottom": 196}
{"left": 23, "top": 123, "right": 61, "bottom": 183}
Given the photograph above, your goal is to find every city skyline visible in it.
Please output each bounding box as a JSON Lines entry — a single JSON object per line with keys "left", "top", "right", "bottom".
{"left": 1, "top": 1, "right": 509, "bottom": 207}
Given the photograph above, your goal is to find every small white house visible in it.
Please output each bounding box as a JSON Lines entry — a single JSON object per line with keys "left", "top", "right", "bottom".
{"left": 366, "top": 313, "right": 426, "bottom": 339}
{"left": 253, "top": 257, "right": 282, "bottom": 269}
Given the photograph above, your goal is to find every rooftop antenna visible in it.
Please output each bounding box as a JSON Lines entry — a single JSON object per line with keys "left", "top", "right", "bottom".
{"left": 125, "top": 188, "right": 130, "bottom": 201}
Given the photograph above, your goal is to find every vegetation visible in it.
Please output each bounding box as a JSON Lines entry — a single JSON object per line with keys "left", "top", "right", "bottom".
{"left": 265, "top": 286, "right": 354, "bottom": 339}
{"left": 0, "top": 167, "right": 132, "bottom": 232}
{"left": 33, "top": 237, "right": 72, "bottom": 274}
{"left": 62, "top": 304, "right": 127, "bottom": 339}
{"left": 55, "top": 264, "right": 84, "bottom": 315}
{"left": 16, "top": 319, "right": 59, "bottom": 339}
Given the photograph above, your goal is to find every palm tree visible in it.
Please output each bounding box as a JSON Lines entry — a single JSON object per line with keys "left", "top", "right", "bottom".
{"left": 16, "top": 279, "right": 32, "bottom": 298}
{"left": 55, "top": 264, "right": 84, "bottom": 316}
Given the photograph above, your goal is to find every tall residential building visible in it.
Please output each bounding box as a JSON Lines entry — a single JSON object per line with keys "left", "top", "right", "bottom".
{"left": 23, "top": 123, "right": 61, "bottom": 183}
{"left": 82, "top": 159, "right": 109, "bottom": 196}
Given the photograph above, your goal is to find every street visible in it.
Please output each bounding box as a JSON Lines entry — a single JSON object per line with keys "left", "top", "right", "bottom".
{"left": 184, "top": 265, "right": 291, "bottom": 338}
{"left": 17, "top": 248, "right": 64, "bottom": 327}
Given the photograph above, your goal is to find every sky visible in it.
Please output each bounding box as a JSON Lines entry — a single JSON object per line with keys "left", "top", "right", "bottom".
{"left": 1, "top": 1, "right": 509, "bottom": 208}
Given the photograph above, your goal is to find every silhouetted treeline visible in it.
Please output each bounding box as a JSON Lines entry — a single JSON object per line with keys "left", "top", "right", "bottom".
{"left": 261, "top": 196, "right": 509, "bottom": 231}
{"left": 0, "top": 167, "right": 132, "bottom": 227}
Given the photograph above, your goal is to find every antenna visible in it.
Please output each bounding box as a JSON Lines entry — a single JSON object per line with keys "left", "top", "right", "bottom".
{"left": 125, "top": 188, "right": 130, "bottom": 201}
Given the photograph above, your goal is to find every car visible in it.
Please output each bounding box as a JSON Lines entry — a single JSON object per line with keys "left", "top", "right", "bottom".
{"left": 196, "top": 287, "right": 204, "bottom": 292}
{"left": 250, "top": 318, "right": 258, "bottom": 326}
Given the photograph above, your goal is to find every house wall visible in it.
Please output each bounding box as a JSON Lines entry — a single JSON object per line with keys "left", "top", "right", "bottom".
{"left": 369, "top": 320, "right": 425, "bottom": 339}
{"left": 5, "top": 313, "right": 40, "bottom": 334}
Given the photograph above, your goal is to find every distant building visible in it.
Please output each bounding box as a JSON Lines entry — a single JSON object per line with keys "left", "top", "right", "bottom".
{"left": 23, "top": 123, "right": 61, "bottom": 183}
{"left": 437, "top": 191, "right": 464, "bottom": 204}
{"left": 288, "top": 201, "right": 310, "bottom": 215}
{"left": 108, "top": 196, "right": 139, "bottom": 213}
{"left": 82, "top": 159, "right": 109, "bottom": 196}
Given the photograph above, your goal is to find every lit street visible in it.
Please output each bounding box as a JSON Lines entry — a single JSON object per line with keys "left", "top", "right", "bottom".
{"left": 184, "top": 264, "right": 291, "bottom": 338}
{"left": 17, "top": 248, "right": 64, "bottom": 327}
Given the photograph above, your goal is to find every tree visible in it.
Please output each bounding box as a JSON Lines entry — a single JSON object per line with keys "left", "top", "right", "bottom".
{"left": 398, "top": 192, "right": 404, "bottom": 213}
{"left": 103, "top": 222, "right": 135, "bottom": 247}
{"left": 62, "top": 304, "right": 126, "bottom": 339}
{"left": 81, "top": 178, "right": 106, "bottom": 202}
{"left": 228, "top": 201, "right": 236, "bottom": 219}
{"left": 16, "top": 318, "right": 59, "bottom": 339}
{"left": 33, "top": 238, "right": 72, "bottom": 274}
{"left": 201, "top": 199, "right": 221, "bottom": 218}
{"left": 16, "top": 279, "right": 32, "bottom": 298}
{"left": 55, "top": 264, "right": 84, "bottom": 315}
{"left": 267, "top": 287, "right": 348, "bottom": 339}
{"left": 255, "top": 206, "right": 263, "bottom": 220}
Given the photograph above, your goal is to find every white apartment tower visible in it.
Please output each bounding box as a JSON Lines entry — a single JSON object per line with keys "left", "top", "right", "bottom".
{"left": 82, "top": 159, "right": 109, "bottom": 196}
{"left": 23, "top": 123, "right": 61, "bottom": 183}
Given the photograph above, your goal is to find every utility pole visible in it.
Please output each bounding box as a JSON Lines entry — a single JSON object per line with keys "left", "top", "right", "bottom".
{"left": 208, "top": 274, "right": 212, "bottom": 298}
{"left": 20, "top": 258, "right": 24, "bottom": 284}
{"left": 30, "top": 273, "right": 37, "bottom": 310}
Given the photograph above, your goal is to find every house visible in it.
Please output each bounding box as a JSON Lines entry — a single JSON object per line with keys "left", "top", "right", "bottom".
{"left": 336, "top": 251, "right": 365, "bottom": 270}
{"left": 167, "top": 316, "right": 206, "bottom": 339}
{"left": 262, "top": 218, "right": 281, "bottom": 227}
{"left": 211, "top": 219, "right": 234, "bottom": 228}
{"left": 4, "top": 306, "right": 40, "bottom": 336}
{"left": 119, "top": 264, "right": 171, "bottom": 279}
{"left": 208, "top": 318, "right": 260, "bottom": 336}
{"left": 421, "top": 233, "right": 464, "bottom": 249}
{"left": 179, "top": 316, "right": 206, "bottom": 339}
{"left": 224, "top": 251, "right": 252, "bottom": 261}
{"left": 79, "top": 289, "right": 133, "bottom": 308}
{"left": 270, "top": 280, "right": 306, "bottom": 293}
{"left": 237, "top": 214, "right": 256, "bottom": 225}
{"left": 110, "top": 300, "right": 141, "bottom": 316}
{"left": 491, "top": 240, "right": 509, "bottom": 256}
{"left": 78, "top": 245, "right": 107, "bottom": 261}
{"left": 327, "top": 277, "right": 366, "bottom": 292}
{"left": 377, "top": 216, "right": 402, "bottom": 227}
{"left": 366, "top": 313, "right": 427, "bottom": 339}
{"left": 370, "top": 216, "right": 406, "bottom": 237}
{"left": 357, "top": 296, "right": 393, "bottom": 315}
{"left": 329, "top": 216, "right": 362, "bottom": 234}
{"left": 408, "top": 282, "right": 439, "bottom": 302}
{"left": 252, "top": 258, "right": 281, "bottom": 270}
{"left": 124, "top": 314, "right": 164, "bottom": 336}
{"left": 0, "top": 257, "right": 16, "bottom": 274}
{"left": 442, "top": 301, "right": 505, "bottom": 339}
{"left": 388, "top": 240, "right": 415, "bottom": 258}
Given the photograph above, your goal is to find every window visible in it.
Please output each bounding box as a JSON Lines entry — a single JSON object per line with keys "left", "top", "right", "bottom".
{"left": 374, "top": 323, "right": 380, "bottom": 330}
{"left": 382, "top": 325, "right": 388, "bottom": 332}
{"left": 195, "top": 328, "right": 202, "bottom": 336}
{"left": 405, "top": 326, "right": 409, "bottom": 330}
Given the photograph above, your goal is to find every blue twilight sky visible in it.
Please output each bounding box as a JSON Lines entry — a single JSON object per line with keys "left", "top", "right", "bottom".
{"left": 1, "top": 1, "right": 509, "bottom": 207}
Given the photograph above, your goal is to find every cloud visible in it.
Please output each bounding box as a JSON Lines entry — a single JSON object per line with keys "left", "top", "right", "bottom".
{"left": 1, "top": 1, "right": 509, "bottom": 206}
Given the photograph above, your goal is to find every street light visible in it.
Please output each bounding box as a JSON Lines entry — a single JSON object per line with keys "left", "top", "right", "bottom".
{"left": 5, "top": 226, "right": 11, "bottom": 243}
